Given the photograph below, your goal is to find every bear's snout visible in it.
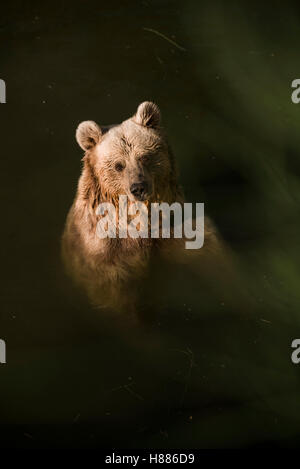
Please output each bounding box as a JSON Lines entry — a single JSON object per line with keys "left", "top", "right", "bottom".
{"left": 130, "top": 181, "right": 148, "bottom": 201}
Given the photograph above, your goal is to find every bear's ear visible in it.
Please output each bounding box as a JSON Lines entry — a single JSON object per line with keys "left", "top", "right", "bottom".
{"left": 134, "top": 101, "right": 161, "bottom": 128}
{"left": 76, "top": 121, "right": 102, "bottom": 150}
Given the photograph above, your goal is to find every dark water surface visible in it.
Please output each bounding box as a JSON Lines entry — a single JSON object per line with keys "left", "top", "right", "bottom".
{"left": 1, "top": 0, "right": 300, "bottom": 448}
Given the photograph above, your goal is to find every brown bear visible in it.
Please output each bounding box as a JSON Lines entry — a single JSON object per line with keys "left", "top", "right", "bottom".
{"left": 62, "top": 101, "right": 224, "bottom": 315}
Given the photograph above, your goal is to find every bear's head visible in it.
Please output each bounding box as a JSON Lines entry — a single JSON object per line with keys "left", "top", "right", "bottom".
{"left": 76, "top": 102, "right": 179, "bottom": 205}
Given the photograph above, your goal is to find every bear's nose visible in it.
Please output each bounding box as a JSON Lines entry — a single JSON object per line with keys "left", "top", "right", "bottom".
{"left": 130, "top": 182, "right": 147, "bottom": 200}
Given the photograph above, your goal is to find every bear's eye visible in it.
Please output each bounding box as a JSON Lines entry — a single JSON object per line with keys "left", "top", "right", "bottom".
{"left": 115, "top": 162, "right": 125, "bottom": 172}
{"left": 139, "top": 154, "right": 150, "bottom": 164}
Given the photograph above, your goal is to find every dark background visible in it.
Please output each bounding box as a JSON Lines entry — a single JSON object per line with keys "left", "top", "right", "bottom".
{"left": 1, "top": 0, "right": 300, "bottom": 448}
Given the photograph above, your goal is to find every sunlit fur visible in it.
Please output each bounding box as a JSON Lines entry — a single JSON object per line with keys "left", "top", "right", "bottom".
{"left": 62, "top": 102, "right": 222, "bottom": 314}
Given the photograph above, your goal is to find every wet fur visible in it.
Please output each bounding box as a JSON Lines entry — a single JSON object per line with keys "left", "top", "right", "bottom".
{"left": 62, "top": 102, "right": 224, "bottom": 315}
